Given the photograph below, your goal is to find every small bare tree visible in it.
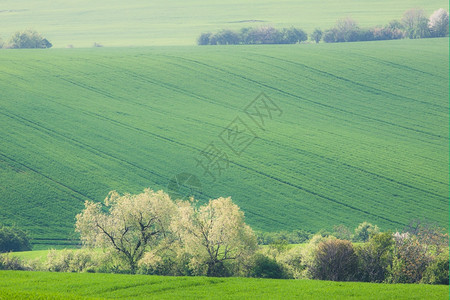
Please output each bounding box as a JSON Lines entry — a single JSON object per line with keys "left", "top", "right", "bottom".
{"left": 75, "top": 189, "right": 176, "bottom": 273}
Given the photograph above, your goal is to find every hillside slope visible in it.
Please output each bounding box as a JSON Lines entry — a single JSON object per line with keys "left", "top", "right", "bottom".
{"left": 0, "top": 38, "right": 448, "bottom": 242}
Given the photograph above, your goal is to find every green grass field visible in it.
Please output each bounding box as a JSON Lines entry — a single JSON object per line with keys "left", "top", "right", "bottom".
{"left": 0, "top": 38, "right": 448, "bottom": 244}
{"left": 0, "top": 0, "right": 448, "bottom": 47}
{"left": 0, "top": 271, "right": 448, "bottom": 299}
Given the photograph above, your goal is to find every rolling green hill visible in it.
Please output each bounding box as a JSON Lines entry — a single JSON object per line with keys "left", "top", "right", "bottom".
{"left": 0, "top": 38, "right": 448, "bottom": 243}
{"left": 0, "top": 0, "right": 448, "bottom": 47}
{"left": 0, "top": 271, "right": 448, "bottom": 299}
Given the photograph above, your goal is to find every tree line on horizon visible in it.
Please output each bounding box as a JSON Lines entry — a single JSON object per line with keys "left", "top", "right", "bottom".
{"left": 197, "top": 8, "right": 449, "bottom": 45}
{"left": 1, "top": 189, "right": 448, "bottom": 285}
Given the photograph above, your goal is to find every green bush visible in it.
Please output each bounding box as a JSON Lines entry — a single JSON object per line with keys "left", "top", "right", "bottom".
{"left": 0, "top": 254, "right": 28, "bottom": 270}
{"left": 138, "top": 250, "right": 193, "bottom": 276}
{"left": 421, "top": 251, "right": 449, "bottom": 285}
{"left": 386, "top": 237, "right": 431, "bottom": 283}
{"left": 0, "top": 225, "right": 31, "bottom": 253}
{"left": 356, "top": 232, "right": 394, "bottom": 282}
{"left": 249, "top": 254, "right": 287, "bottom": 279}
{"left": 309, "top": 239, "right": 358, "bottom": 281}
{"left": 276, "top": 245, "right": 305, "bottom": 279}
{"left": 45, "top": 249, "right": 101, "bottom": 273}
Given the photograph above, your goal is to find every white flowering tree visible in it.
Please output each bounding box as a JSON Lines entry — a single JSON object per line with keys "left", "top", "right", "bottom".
{"left": 429, "top": 8, "right": 449, "bottom": 37}
{"left": 75, "top": 189, "right": 176, "bottom": 273}
{"left": 172, "top": 197, "right": 257, "bottom": 276}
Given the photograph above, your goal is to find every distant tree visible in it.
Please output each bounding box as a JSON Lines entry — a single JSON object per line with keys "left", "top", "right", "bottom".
{"left": 428, "top": 8, "right": 449, "bottom": 37}
{"left": 252, "top": 26, "right": 281, "bottom": 44}
{"left": 280, "top": 27, "right": 307, "bottom": 44}
{"left": 332, "top": 224, "right": 352, "bottom": 240}
{"left": 75, "top": 189, "right": 176, "bottom": 274}
{"left": 322, "top": 29, "right": 338, "bottom": 43}
{"left": 402, "top": 9, "right": 430, "bottom": 38}
{"left": 171, "top": 197, "right": 257, "bottom": 277}
{"left": 0, "top": 38, "right": 3, "bottom": 49}
{"left": 335, "top": 17, "right": 359, "bottom": 42}
{"left": 373, "top": 25, "right": 405, "bottom": 40}
{"left": 353, "top": 222, "right": 380, "bottom": 242}
{"left": 239, "top": 27, "right": 253, "bottom": 44}
{"left": 0, "top": 225, "right": 31, "bottom": 253}
{"left": 290, "top": 229, "right": 312, "bottom": 243}
{"left": 311, "top": 28, "right": 323, "bottom": 43}
{"left": 309, "top": 239, "right": 358, "bottom": 281}
{"left": 404, "top": 220, "right": 449, "bottom": 255}
{"left": 386, "top": 20, "right": 405, "bottom": 31}
{"left": 214, "top": 30, "right": 240, "bottom": 45}
{"left": 7, "top": 30, "right": 52, "bottom": 49}
{"left": 198, "top": 32, "right": 212, "bottom": 45}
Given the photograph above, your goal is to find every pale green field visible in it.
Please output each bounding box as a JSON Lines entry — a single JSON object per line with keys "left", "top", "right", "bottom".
{"left": 0, "top": 0, "right": 448, "bottom": 47}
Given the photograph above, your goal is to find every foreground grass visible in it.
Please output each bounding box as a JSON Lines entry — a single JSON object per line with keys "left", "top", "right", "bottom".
{"left": 0, "top": 271, "right": 448, "bottom": 299}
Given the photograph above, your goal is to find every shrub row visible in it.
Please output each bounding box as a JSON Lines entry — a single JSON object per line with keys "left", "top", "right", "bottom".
{"left": 198, "top": 26, "right": 307, "bottom": 45}
{"left": 198, "top": 8, "right": 449, "bottom": 45}
{"left": 2, "top": 222, "right": 447, "bottom": 285}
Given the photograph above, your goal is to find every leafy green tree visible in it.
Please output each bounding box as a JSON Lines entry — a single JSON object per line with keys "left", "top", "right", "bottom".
{"left": 353, "top": 222, "right": 380, "bottom": 242}
{"left": 332, "top": 224, "right": 352, "bottom": 240}
{"left": 249, "top": 254, "right": 287, "bottom": 279}
{"left": 322, "top": 29, "right": 338, "bottom": 43}
{"left": 356, "top": 232, "right": 394, "bottom": 282}
{"left": 280, "top": 27, "right": 307, "bottom": 44}
{"left": 335, "top": 17, "right": 360, "bottom": 42}
{"left": 198, "top": 32, "right": 212, "bottom": 45}
{"left": 421, "top": 251, "right": 449, "bottom": 285}
{"left": 0, "top": 225, "right": 31, "bottom": 253}
{"left": 7, "top": 30, "right": 52, "bottom": 49}
{"left": 311, "top": 28, "right": 323, "bottom": 43}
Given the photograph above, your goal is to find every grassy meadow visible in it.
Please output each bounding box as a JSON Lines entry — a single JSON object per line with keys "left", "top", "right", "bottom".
{"left": 0, "top": 0, "right": 448, "bottom": 47}
{"left": 0, "top": 271, "right": 448, "bottom": 299}
{"left": 0, "top": 38, "right": 448, "bottom": 244}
